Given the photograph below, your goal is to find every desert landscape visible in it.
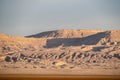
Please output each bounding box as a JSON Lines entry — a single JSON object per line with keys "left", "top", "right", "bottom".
{"left": 0, "top": 29, "right": 120, "bottom": 75}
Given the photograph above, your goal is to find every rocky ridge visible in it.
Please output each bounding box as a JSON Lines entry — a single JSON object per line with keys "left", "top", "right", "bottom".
{"left": 0, "top": 30, "right": 120, "bottom": 72}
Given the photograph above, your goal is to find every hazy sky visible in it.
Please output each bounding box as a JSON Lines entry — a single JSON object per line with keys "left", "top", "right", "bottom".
{"left": 0, "top": 0, "right": 120, "bottom": 36}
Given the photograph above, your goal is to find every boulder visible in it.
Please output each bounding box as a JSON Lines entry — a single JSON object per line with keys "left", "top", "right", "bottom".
{"left": 5, "top": 56, "right": 11, "bottom": 62}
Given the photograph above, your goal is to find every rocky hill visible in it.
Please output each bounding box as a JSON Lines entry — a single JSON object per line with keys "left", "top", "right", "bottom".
{"left": 0, "top": 29, "right": 120, "bottom": 74}
{"left": 26, "top": 29, "right": 104, "bottom": 38}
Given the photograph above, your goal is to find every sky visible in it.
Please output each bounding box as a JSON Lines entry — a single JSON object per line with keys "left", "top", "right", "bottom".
{"left": 0, "top": 0, "right": 120, "bottom": 36}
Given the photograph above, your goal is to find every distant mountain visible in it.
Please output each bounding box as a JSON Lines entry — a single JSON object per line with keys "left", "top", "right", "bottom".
{"left": 1, "top": 30, "right": 120, "bottom": 49}
{"left": 43, "top": 30, "right": 120, "bottom": 48}
{"left": 26, "top": 29, "right": 104, "bottom": 38}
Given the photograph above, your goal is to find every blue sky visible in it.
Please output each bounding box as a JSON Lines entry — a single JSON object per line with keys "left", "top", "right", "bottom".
{"left": 0, "top": 0, "right": 120, "bottom": 36}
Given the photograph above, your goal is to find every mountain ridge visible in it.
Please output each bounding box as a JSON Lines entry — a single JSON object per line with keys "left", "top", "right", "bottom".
{"left": 0, "top": 29, "right": 120, "bottom": 75}
{"left": 26, "top": 29, "right": 104, "bottom": 38}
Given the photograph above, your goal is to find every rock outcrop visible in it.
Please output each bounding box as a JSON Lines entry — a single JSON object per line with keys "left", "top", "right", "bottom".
{"left": 0, "top": 29, "right": 120, "bottom": 66}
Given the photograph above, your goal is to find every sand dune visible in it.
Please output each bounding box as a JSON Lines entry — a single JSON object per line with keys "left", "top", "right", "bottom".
{"left": 0, "top": 29, "right": 120, "bottom": 75}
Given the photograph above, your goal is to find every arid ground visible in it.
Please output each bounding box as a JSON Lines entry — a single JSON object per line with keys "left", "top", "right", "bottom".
{"left": 0, "top": 30, "right": 120, "bottom": 75}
